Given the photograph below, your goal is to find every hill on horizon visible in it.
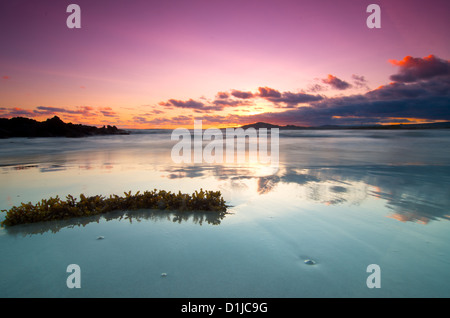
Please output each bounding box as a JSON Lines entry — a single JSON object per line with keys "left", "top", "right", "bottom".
{"left": 240, "top": 121, "right": 450, "bottom": 130}
{"left": 0, "top": 116, "right": 129, "bottom": 138}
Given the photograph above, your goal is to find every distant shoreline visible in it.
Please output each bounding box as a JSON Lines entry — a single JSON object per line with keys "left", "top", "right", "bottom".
{"left": 2, "top": 116, "right": 450, "bottom": 138}
{"left": 127, "top": 121, "right": 450, "bottom": 132}
{"left": 239, "top": 121, "right": 450, "bottom": 130}
{"left": 0, "top": 116, "right": 130, "bottom": 138}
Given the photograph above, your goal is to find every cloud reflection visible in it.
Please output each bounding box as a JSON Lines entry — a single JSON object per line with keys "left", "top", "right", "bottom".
{"left": 163, "top": 163, "right": 450, "bottom": 224}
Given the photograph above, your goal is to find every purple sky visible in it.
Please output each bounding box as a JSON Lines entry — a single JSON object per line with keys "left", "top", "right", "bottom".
{"left": 1, "top": 0, "right": 449, "bottom": 128}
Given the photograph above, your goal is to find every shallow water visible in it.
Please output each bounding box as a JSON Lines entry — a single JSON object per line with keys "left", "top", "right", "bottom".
{"left": 1, "top": 129, "right": 450, "bottom": 297}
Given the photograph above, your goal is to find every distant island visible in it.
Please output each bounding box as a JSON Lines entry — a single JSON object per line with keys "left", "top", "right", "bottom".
{"left": 240, "top": 121, "right": 450, "bottom": 130}
{"left": 0, "top": 116, "right": 129, "bottom": 138}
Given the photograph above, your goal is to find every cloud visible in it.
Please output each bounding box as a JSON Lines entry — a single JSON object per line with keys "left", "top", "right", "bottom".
{"left": 230, "top": 89, "right": 254, "bottom": 99}
{"left": 247, "top": 85, "right": 449, "bottom": 126}
{"left": 132, "top": 54, "right": 449, "bottom": 127}
{"left": 276, "top": 91, "right": 324, "bottom": 107}
{"left": 240, "top": 93, "right": 449, "bottom": 127}
{"left": 162, "top": 98, "right": 223, "bottom": 112}
{"left": 366, "top": 82, "right": 426, "bottom": 100}
{"left": 0, "top": 106, "right": 121, "bottom": 122}
{"left": 34, "top": 106, "right": 97, "bottom": 117}
{"left": 156, "top": 86, "right": 322, "bottom": 115}
{"left": 233, "top": 55, "right": 450, "bottom": 126}
{"left": 306, "top": 83, "right": 326, "bottom": 92}
{"left": 1, "top": 107, "right": 35, "bottom": 117}
{"left": 134, "top": 114, "right": 198, "bottom": 126}
{"left": 99, "top": 107, "right": 118, "bottom": 118}
{"left": 160, "top": 94, "right": 258, "bottom": 112}
{"left": 389, "top": 54, "right": 450, "bottom": 83}
{"left": 352, "top": 74, "right": 370, "bottom": 90}
{"left": 258, "top": 87, "right": 282, "bottom": 99}
{"left": 212, "top": 98, "right": 250, "bottom": 107}
{"left": 2, "top": 75, "right": 10, "bottom": 80}
{"left": 216, "top": 91, "right": 229, "bottom": 99}
{"left": 255, "top": 86, "right": 323, "bottom": 107}
{"left": 133, "top": 116, "right": 163, "bottom": 125}
{"left": 34, "top": 106, "right": 69, "bottom": 114}
{"left": 321, "top": 74, "right": 352, "bottom": 90}
{"left": 167, "top": 99, "right": 204, "bottom": 108}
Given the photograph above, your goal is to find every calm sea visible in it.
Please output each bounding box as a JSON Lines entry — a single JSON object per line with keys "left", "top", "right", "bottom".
{"left": 1, "top": 129, "right": 449, "bottom": 297}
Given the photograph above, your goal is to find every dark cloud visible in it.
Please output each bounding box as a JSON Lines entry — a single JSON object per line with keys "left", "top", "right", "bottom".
{"left": 167, "top": 99, "right": 204, "bottom": 108}
{"left": 368, "top": 71, "right": 450, "bottom": 101}
{"left": 366, "top": 82, "right": 426, "bottom": 100}
{"left": 164, "top": 98, "right": 223, "bottom": 112}
{"left": 171, "top": 115, "right": 193, "bottom": 122}
{"left": 35, "top": 106, "right": 69, "bottom": 114}
{"left": 258, "top": 86, "right": 282, "bottom": 98}
{"left": 216, "top": 91, "right": 229, "bottom": 99}
{"left": 389, "top": 55, "right": 450, "bottom": 83}
{"left": 256, "top": 86, "right": 323, "bottom": 107}
{"left": 276, "top": 91, "right": 324, "bottom": 106}
{"left": 133, "top": 114, "right": 193, "bottom": 126}
{"left": 236, "top": 56, "right": 450, "bottom": 126}
{"left": 137, "top": 55, "right": 449, "bottom": 127}
{"left": 1, "top": 107, "right": 35, "bottom": 117}
{"left": 306, "top": 83, "right": 326, "bottom": 92}
{"left": 0, "top": 106, "right": 119, "bottom": 120}
{"left": 133, "top": 116, "right": 166, "bottom": 125}
{"left": 212, "top": 98, "right": 250, "bottom": 107}
{"left": 159, "top": 92, "right": 257, "bottom": 113}
{"left": 241, "top": 92, "right": 449, "bottom": 126}
{"left": 34, "top": 106, "right": 97, "bottom": 117}
{"left": 99, "top": 107, "right": 118, "bottom": 118}
{"left": 231, "top": 89, "right": 254, "bottom": 99}
{"left": 321, "top": 74, "right": 352, "bottom": 90}
{"left": 157, "top": 86, "right": 321, "bottom": 113}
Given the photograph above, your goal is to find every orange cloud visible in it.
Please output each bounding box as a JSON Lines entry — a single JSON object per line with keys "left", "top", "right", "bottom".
{"left": 388, "top": 54, "right": 450, "bottom": 83}
{"left": 321, "top": 74, "right": 351, "bottom": 90}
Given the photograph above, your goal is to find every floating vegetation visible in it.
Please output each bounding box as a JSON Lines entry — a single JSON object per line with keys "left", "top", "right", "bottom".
{"left": 1, "top": 189, "right": 228, "bottom": 227}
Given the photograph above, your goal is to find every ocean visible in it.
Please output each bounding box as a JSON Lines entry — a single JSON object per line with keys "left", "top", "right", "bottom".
{"left": 1, "top": 129, "right": 449, "bottom": 297}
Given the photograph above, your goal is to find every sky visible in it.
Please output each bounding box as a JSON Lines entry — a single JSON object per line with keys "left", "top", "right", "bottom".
{"left": 1, "top": 0, "right": 449, "bottom": 128}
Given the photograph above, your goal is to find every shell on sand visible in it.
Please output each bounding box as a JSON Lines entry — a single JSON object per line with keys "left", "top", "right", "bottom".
{"left": 304, "top": 259, "right": 316, "bottom": 265}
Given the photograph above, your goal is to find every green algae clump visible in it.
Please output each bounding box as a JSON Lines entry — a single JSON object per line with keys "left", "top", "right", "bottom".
{"left": 1, "top": 189, "right": 227, "bottom": 227}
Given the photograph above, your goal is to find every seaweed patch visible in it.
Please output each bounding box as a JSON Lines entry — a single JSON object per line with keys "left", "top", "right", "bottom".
{"left": 1, "top": 189, "right": 228, "bottom": 227}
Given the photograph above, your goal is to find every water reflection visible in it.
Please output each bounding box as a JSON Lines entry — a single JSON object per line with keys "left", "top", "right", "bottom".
{"left": 3, "top": 161, "right": 449, "bottom": 225}
{"left": 162, "top": 164, "right": 450, "bottom": 224}
{"left": 1, "top": 131, "right": 450, "bottom": 226}
{"left": 4, "top": 209, "right": 227, "bottom": 237}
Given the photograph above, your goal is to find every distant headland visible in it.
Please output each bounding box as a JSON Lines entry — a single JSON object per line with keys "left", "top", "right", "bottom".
{"left": 240, "top": 121, "right": 450, "bottom": 130}
{"left": 0, "top": 116, "right": 129, "bottom": 138}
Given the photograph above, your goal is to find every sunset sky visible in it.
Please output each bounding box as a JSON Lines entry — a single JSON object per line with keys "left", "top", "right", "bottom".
{"left": 1, "top": 0, "right": 449, "bottom": 128}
